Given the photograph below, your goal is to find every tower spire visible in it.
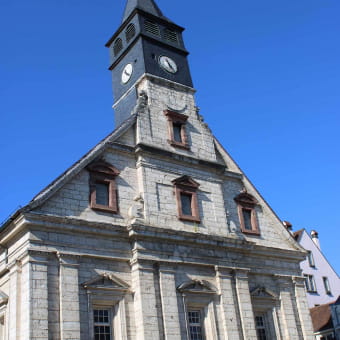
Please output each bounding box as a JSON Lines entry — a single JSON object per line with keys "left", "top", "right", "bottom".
{"left": 122, "top": 0, "right": 171, "bottom": 23}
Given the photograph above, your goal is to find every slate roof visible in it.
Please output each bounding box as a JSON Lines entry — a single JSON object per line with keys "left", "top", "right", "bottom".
{"left": 122, "top": 0, "right": 173, "bottom": 23}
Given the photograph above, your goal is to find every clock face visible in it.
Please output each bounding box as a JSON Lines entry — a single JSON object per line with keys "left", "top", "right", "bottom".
{"left": 121, "top": 63, "right": 133, "bottom": 84}
{"left": 159, "top": 56, "right": 178, "bottom": 74}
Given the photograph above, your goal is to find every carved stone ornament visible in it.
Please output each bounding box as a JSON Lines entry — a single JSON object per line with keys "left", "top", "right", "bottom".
{"left": 177, "top": 279, "right": 216, "bottom": 294}
{"left": 251, "top": 287, "right": 277, "bottom": 299}
{"left": 127, "top": 194, "right": 144, "bottom": 223}
{"left": 82, "top": 272, "right": 130, "bottom": 292}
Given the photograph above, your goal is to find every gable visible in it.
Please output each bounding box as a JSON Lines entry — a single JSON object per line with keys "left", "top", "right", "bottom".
{"left": 214, "top": 136, "right": 304, "bottom": 253}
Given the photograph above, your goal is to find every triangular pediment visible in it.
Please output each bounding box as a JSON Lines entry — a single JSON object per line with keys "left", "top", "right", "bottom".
{"left": 234, "top": 191, "right": 258, "bottom": 205}
{"left": 82, "top": 273, "right": 130, "bottom": 291}
{"left": 172, "top": 175, "right": 200, "bottom": 189}
{"left": 251, "top": 287, "right": 277, "bottom": 299}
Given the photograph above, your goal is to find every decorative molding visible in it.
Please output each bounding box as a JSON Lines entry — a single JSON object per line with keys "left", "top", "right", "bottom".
{"left": 178, "top": 279, "right": 216, "bottom": 294}
{"left": 82, "top": 272, "right": 130, "bottom": 292}
{"left": 251, "top": 287, "right": 278, "bottom": 300}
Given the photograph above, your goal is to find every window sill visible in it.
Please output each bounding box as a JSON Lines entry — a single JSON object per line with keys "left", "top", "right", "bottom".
{"left": 91, "top": 204, "right": 119, "bottom": 214}
{"left": 179, "top": 215, "right": 201, "bottom": 223}
{"left": 168, "top": 140, "right": 190, "bottom": 150}
{"left": 241, "top": 229, "right": 260, "bottom": 236}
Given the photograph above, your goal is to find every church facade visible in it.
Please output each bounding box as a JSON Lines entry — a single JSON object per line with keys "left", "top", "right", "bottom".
{"left": 0, "top": 0, "right": 314, "bottom": 339}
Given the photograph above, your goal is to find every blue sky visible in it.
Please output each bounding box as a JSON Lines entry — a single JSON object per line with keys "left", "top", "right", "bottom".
{"left": 1, "top": 0, "right": 339, "bottom": 274}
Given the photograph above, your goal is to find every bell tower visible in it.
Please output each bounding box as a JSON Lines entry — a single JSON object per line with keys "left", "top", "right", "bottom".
{"left": 105, "top": 0, "right": 193, "bottom": 127}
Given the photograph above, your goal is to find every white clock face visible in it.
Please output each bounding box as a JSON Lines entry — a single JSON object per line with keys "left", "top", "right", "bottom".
{"left": 121, "top": 63, "right": 133, "bottom": 84}
{"left": 159, "top": 56, "right": 178, "bottom": 74}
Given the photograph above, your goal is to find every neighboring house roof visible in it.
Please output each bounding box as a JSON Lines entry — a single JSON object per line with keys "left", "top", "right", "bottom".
{"left": 310, "top": 303, "right": 334, "bottom": 332}
{"left": 293, "top": 229, "right": 304, "bottom": 242}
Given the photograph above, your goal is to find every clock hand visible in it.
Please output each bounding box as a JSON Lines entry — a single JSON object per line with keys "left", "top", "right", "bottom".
{"left": 124, "top": 70, "right": 130, "bottom": 76}
{"left": 165, "top": 59, "right": 174, "bottom": 71}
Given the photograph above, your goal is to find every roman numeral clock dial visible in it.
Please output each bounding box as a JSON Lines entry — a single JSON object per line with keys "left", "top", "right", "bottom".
{"left": 159, "top": 56, "right": 178, "bottom": 74}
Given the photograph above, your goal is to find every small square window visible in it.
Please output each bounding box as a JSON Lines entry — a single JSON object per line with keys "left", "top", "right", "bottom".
{"left": 172, "top": 176, "right": 200, "bottom": 223}
{"left": 87, "top": 161, "right": 120, "bottom": 214}
{"left": 234, "top": 191, "right": 260, "bottom": 235}
{"left": 164, "top": 110, "right": 189, "bottom": 149}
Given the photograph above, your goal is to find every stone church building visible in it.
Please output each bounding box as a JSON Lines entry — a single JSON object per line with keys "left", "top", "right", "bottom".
{"left": 0, "top": 0, "right": 314, "bottom": 339}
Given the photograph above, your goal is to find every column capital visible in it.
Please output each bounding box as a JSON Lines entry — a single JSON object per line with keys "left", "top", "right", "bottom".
{"left": 292, "top": 276, "right": 306, "bottom": 287}
{"left": 275, "top": 274, "right": 293, "bottom": 287}
{"left": 57, "top": 252, "right": 80, "bottom": 266}
{"left": 234, "top": 268, "right": 251, "bottom": 280}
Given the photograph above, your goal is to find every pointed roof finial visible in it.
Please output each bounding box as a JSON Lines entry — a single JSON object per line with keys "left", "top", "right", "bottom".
{"left": 122, "top": 0, "right": 172, "bottom": 23}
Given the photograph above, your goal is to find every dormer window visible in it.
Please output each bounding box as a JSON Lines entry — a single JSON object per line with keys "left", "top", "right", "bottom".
{"left": 87, "top": 161, "right": 120, "bottom": 213}
{"left": 164, "top": 28, "right": 178, "bottom": 45}
{"left": 172, "top": 176, "right": 200, "bottom": 223}
{"left": 164, "top": 109, "right": 189, "bottom": 149}
{"left": 113, "top": 38, "right": 123, "bottom": 56}
{"left": 144, "top": 20, "right": 160, "bottom": 36}
{"left": 125, "top": 23, "right": 136, "bottom": 43}
{"left": 234, "top": 191, "right": 259, "bottom": 235}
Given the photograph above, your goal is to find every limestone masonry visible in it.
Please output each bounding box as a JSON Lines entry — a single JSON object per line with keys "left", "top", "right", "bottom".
{"left": 0, "top": 0, "right": 314, "bottom": 339}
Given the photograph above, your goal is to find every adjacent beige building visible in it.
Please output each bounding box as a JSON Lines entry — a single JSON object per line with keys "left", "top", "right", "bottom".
{"left": 0, "top": 0, "right": 314, "bottom": 339}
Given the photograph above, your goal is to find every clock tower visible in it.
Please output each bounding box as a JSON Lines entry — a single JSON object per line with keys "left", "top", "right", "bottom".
{"left": 105, "top": 0, "right": 193, "bottom": 127}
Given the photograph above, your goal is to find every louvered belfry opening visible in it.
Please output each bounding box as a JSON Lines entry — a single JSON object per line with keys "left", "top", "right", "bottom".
{"left": 113, "top": 38, "right": 123, "bottom": 56}
{"left": 164, "top": 28, "right": 178, "bottom": 44}
{"left": 125, "top": 23, "right": 136, "bottom": 42}
{"left": 144, "top": 20, "right": 160, "bottom": 36}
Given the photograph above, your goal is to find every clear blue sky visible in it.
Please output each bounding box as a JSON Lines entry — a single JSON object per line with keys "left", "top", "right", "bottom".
{"left": 1, "top": 0, "right": 339, "bottom": 274}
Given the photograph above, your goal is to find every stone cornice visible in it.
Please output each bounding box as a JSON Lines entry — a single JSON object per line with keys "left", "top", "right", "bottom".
{"left": 135, "top": 143, "right": 227, "bottom": 174}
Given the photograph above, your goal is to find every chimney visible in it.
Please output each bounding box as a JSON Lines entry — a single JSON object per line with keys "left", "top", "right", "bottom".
{"left": 311, "top": 230, "right": 320, "bottom": 249}
{"left": 283, "top": 221, "right": 293, "bottom": 234}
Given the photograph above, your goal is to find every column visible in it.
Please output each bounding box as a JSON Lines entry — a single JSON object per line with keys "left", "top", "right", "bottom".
{"left": 58, "top": 253, "right": 81, "bottom": 340}
{"left": 293, "top": 276, "right": 314, "bottom": 340}
{"left": 277, "top": 276, "right": 300, "bottom": 340}
{"left": 131, "top": 260, "right": 160, "bottom": 340}
{"left": 215, "top": 266, "right": 242, "bottom": 340}
{"left": 234, "top": 269, "right": 257, "bottom": 340}
{"left": 159, "top": 265, "right": 181, "bottom": 340}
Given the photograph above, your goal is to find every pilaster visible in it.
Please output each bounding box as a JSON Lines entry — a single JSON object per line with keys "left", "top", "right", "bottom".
{"left": 215, "top": 266, "right": 241, "bottom": 340}
{"left": 234, "top": 269, "right": 257, "bottom": 340}
{"left": 29, "top": 254, "right": 49, "bottom": 340}
{"left": 293, "top": 276, "right": 314, "bottom": 340}
{"left": 8, "top": 260, "right": 21, "bottom": 340}
{"left": 277, "top": 276, "right": 300, "bottom": 339}
{"left": 57, "top": 253, "right": 81, "bottom": 340}
{"left": 131, "top": 259, "right": 160, "bottom": 340}
{"left": 159, "top": 264, "right": 181, "bottom": 340}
